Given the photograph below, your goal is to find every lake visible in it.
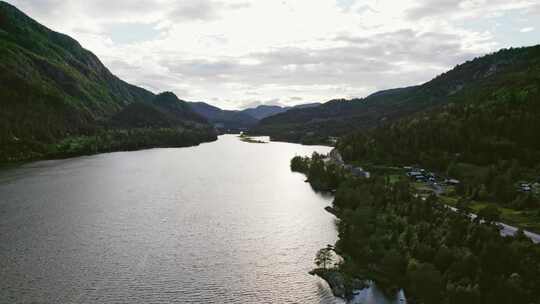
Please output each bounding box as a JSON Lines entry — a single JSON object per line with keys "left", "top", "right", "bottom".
{"left": 0, "top": 135, "right": 401, "bottom": 304}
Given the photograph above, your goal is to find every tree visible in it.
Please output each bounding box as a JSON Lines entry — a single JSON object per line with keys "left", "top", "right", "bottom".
{"left": 290, "top": 156, "right": 309, "bottom": 173}
{"left": 492, "top": 174, "right": 515, "bottom": 204}
{"left": 477, "top": 205, "right": 501, "bottom": 223}
{"left": 477, "top": 184, "right": 489, "bottom": 200}
{"left": 408, "top": 262, "right": 444, "bottom": 304}
{"left": 315, "top": 245, "right": 334, "bottom": 269}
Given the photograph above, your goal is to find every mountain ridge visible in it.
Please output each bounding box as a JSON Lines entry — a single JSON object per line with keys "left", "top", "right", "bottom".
{"left": 187, "top": 101, "right": 322, "bottom": 132}
{"left": 251, "top": 45, "right": 540, "bottom": 144}
{"left": 0, "top": 1, "right": 216, "bottom": 162}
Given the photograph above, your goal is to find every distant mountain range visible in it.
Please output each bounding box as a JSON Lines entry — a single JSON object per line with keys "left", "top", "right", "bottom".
{"left": 251, "top": 45, "right": 540, "bottom": 144}
{"left": 187, "top": 102, "right": 321, "bottom": 132}
{"left": 187, "top": 102, "right": 258, "bottom": 131}
{"left": 0, "top": 1, "right": 216, "bottom": 162}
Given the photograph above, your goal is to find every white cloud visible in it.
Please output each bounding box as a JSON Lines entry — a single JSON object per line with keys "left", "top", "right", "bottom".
{"left": 5, "top": 0, "right": 540, "bottom": 109}
{"left": 520, "top": 27, "right": 534, "bottom": 33}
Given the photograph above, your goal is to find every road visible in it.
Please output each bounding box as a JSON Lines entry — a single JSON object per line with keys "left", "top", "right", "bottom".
{"left": 446, "top": 206, "right": 540, "bottom": 244}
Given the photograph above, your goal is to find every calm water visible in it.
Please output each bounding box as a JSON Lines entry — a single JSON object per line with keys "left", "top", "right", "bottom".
{"left": 0, "top": 135, "right": 400, "bottom": 304}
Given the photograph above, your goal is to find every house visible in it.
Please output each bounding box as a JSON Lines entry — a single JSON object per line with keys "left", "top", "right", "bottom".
{"left": 407, "top": 170, "right": 428, "bottom": 182}
{"left": 519, "top": 183, "right": 532, "bottom": 192}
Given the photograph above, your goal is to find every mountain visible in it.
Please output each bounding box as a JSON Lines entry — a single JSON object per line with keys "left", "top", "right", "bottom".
{"left": 241, "top": 105, "right": 290, "bottom": 120}
{"left": 152, "top": 92, "right": 208, "bottom": 124}
{"left": 0, "top": 1, "right": 216, "bottom": 162}
{"left": 112, "top": 92, "right": 206, "bottom": 128}
{"left": 251, "top": 45, "right": 540, "bottom": 144}
{"left": 188, "top": 102, "right": 258, "bottom": 131}
{"left": 240, "top": 103, "right": 321, "bottom": 120}
{"left": 187, "top": 101, "right": 322, "bottom": 132}
{"left": 292, "top": 102, "right": 322, "bottom": 109}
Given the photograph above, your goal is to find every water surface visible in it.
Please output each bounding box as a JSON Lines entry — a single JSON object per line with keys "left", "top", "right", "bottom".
{"left": 0, "top": 135, "right": 404, "bottom": 303}
{"left": 1, "top": 135, "right": 340, "bottom": 303}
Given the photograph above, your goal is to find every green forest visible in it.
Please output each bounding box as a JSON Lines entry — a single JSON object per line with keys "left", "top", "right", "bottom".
{"left": 292, "top": 154, "right": 540, "bottom": 304}
{"left": 336, "top": 78, "right": 540, "bottom": 230}
{"left": 0, "top": 2, "right": 217, "bottom": 163}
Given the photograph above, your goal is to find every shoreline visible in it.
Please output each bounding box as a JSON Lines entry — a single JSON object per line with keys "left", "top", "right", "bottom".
{"left": 238, "top": 134, "right": 268, "bottom": 144}
{"left": 314, "top": 206, "right": 407, "bottom": 303}
{"left": 0, "top": 136, "right": 218, "bottom": 169}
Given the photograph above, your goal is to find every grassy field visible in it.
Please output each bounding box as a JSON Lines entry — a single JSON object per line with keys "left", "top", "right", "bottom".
{"left": 387, "top": 174, "right": 402, "bottom": 184}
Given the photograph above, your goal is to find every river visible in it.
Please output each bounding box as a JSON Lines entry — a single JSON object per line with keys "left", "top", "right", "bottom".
{"left": 0, "top": 135, "right": 400, "bottom": 303}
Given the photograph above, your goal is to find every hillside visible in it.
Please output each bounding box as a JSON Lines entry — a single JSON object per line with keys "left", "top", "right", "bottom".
{"left": 331, "top": 45, "right": 540, "bottom": 233}
{"left": 188, "top": 101, "right": 258, "bottom": 132}
{"left": 337, "top": 76, "right": 540, "bottom": 209}
{"left": 188, "top": 101, "right": 322, "bottom": 132}
{"left": 241, "top": 105, "right": 289, "bottom": 120}
{"left": 252, "top": 45, "right": 540, "bottom": 144}
{"left": 0, "top": 1, "right": 216, "bottom": 162}
{"left": 241, "top": 103, "right": 322, "bottom": 120}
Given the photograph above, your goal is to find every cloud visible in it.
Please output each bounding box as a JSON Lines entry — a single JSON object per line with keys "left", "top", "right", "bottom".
{"left": 168, "top": 0, "right": 250, "bottom": 22}
{"left": 406, "top": 0, "right": 461, "bottom": 20}
{"left": 406, "top": 0, "right": 540, "bottom": 21}
{"left": 169, "top": 0, "right": 221, "bottom": 22}
{"left": 161, "top": 29, "right": 481, "bottom": 90}
{"left": 520, "top": 27, "right": 534, "bottom": 33}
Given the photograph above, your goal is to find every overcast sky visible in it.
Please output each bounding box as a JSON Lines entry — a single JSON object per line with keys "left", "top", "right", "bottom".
{"left": 7, "top": 0, "right": 540, "bottom": 109}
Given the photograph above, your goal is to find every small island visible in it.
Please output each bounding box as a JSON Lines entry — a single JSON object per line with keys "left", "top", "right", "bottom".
{"left": 238, "top": 133, "right": 268, "bottom": 144}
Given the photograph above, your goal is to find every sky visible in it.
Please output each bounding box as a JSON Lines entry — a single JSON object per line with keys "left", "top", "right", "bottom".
{"left": 6, "top": 0, "right": 540, "bottom": 110}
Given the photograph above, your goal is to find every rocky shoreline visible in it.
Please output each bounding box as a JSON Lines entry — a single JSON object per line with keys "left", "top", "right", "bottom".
{"left": 309, "top": 268, "right": 367, "bottom": 300}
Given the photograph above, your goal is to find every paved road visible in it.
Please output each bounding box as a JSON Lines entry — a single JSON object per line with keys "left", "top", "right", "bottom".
{"left": 447, "top": 206, "right": 540, "bottom": 244}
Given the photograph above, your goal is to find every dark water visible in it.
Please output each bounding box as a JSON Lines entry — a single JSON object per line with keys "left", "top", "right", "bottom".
{"left": 1, "top": 135, "right": 341, "bottom": 303}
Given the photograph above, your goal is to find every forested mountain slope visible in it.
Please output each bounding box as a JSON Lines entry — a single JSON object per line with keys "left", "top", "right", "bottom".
{"left": 188, "top": 102, "right": 258, "bottom": 131}
{"left": 241, "top": 105, "right": 290, "bottom": 120}
{"left": 335, "top": 45, "right": 540, "bottom": 229}
{"left": 253, "top": 45, "right": 540, "bottom": 144}
{"left": 0, "top": 1, "right": 216, "bottom": 162}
